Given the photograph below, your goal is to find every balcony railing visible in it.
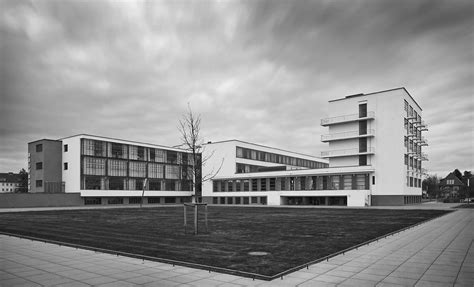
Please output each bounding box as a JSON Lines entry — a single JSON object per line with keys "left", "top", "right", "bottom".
{"left": 420, "top": 152, "right": 428, "bottom": 161}
{"left": 321, "top": 129, "right": 375, "bottom": 142}
{"left": 321, "top": 147, "right": 375, "bottom": 158}
{"left": 321, "top": 111, "right": 375, "bottom": 126}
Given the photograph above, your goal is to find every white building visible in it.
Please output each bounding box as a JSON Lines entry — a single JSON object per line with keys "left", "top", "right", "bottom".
{"left": 201, "top": 88, "right": 427, "bottom": 206}
{"left": 27, "top": 88, "right": 427, "bottom": 207}
{"left": 28, "top": 134, "right": 196, "bottom": 205}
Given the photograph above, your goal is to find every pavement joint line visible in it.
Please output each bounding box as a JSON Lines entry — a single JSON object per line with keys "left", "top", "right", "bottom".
{"left": 411, "top": 211, "right": 471, "bottom": 287}
{"left": 452, "top": 235, "right": 474, "bottom": 286}
{"left": 334, "top": 211, "right": 458, "bottom": 286}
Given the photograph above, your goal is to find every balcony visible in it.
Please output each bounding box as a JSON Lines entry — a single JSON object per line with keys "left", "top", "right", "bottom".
{"left": 414, "top": 120, "right": 429, "bottom": 131}
{"left": 321, "top": 111, "right": 375, "bottom": 126}
{"left": 420, "top": 152, "right": 428, "bottom": 161}
{"left": 321, "top": 147, "right": 375, "bottom": 158}
{"left": 321, "top": 129, "right": 375, "bottom": 142}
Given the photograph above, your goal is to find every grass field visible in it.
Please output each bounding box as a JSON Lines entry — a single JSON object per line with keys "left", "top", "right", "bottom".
{"left": 0, "top": 206, "right": 450, "bottom": 277}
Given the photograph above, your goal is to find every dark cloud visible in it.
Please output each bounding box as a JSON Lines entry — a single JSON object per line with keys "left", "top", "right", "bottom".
{"left": 0, "top": 0, "right": 472, "bottom": 176}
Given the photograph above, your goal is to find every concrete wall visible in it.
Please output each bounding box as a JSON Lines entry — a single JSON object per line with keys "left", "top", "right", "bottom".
{"left": 371, "top": 195, "right": 404, "bottom": 206}
{"left": 28, "top": 140, "right": 62, "bottom": 193}
{"left": 62, "top": 136, "right": 81, "bottom": 192}
{"left": 0, "top": 193, "right": 82, "bottom": 208}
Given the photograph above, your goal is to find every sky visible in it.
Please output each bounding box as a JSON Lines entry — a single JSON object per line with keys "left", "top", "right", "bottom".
{"left": 1, "top": 0, "right": 473, "bottom": 177}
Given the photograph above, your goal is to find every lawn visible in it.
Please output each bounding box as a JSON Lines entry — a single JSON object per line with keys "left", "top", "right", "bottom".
{"left": 0, "top": 206, "right": 450, "bottom": 278}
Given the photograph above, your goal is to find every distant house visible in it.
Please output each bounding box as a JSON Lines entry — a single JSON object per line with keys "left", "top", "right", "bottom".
{"left": 439, "top": 172, "right": 465, "bottom": 198}
{"left": 0, "top": 172, "right": 21, "bottom": 193}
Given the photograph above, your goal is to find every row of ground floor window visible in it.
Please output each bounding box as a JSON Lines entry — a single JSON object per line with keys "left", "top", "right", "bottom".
{"left": 213, "top": 174, "right": 370, "bottom": 193}
{"left": 82, "top": 195, "right": 422, "bottom": 206}
{"left": 206, "top": 196, "right": 348, "bottom": 206}
{"left": 83, "top": 196, "right": 192, "bottom": 205}
{"left": 81, "top": 176, "right": 193, "bottom": 191}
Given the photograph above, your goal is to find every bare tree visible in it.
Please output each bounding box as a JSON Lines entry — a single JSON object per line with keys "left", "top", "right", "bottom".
{"left": 178, "top": 104, "right": 223, "bottom": 202}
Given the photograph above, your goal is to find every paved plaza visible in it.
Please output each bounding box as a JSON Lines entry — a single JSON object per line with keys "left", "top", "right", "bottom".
{"left": 1, "top": 206, "right": 473, "bottom": 286}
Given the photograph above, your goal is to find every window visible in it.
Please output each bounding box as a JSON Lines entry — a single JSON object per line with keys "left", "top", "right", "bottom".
{"left": 356, "top": 174, "right": 368, "bottom": 189}
{"left": 36, "top": 180, "right": 42, "bottom": 187}
{"left": 165, "top": 165, "right": 180, "bottom": 179}
{"left": 148, "top": 197, "right": 161, "bottom": 204}
{"left": 213, "top": 181, "right": 218, "bottom": 192}
{"left": 148, "top": 163, "right": 164, "bottom": 178}
{"left": 36, "top": 162, "right": 43, "bottom": 170}
{"left": 110, "top": 143, "right": 127, "bottom": 159}
{"left": 84, "top": 176, "right": 101, "bottom": 189}
{"left": 236, "top": 147, "right": 243, "bottom": 158}
{"left": 149, "top": 180, "right": 161, "bottom": 190}
{"left": 243, "top": 180, "right": 250, "bottom": 191}
{"left": 359, "top": 155, "right": 367, "bottom": 166}
{"left": 108, "top": 198, "right": 123, "bottom": 204}
{"left": 251, "top": 179, "right": 258, "bottom": 191}
{"left": 221, "top": 181, "right": 226, "bottom": 192}
{"left": 129, "top": 197, "right": 141, "bottom": 204}
{"left": 108, "top": 160, "right": 127, "bottom": 176}
{"left": 447, "top": 179, "right": 454, "bottom": 185}
{"left": 343, "top": 175, "right": 352, "bottom": 190}
{"left": 269, "top": 178, "right": 276, "bottom": 191}
{"left": 64, "top": 162, "right": 68, "bottom": 170}
{"left": 373, "top": 176, "right": 376, "bottom": 185}
{"left": 82, "top": 139, "right": 106, "bottom": 157}
{"left": 359, "top": 103, "right": 367, "bottom": 118}
{"left": 260, "top": 179, "right": 267, "bottom": 191}
{"left": 165, "top": 180, "right": 176, "bottom": 191}
{"left": 404, "top": 100, "right": 408, "bottom": 111}
{"left": 83, "top": 158, "right": 106, "bottom": 175}
{"left": 235, "top": 180, "right": 241, "bottom": 191}
{"left": 64, "top": 144, "right": 68, "bottom": 152}
{"left": 251, "top": 197, "right": 258, "bottom": 204}
{"left": 331, "top": 176, "right": 340, "bottom": 190}
{"left": 167, "top": 151, "right": 178, "bottom": 164}
{"left": 36, "top": 144, "right": 43, "bottom": 152}
{"left": 404, "top": 154, "right": 408, "bottom": 166}
{"left": 129, "top": 162, "right": 146, "bottom": 177}
{"left": 227, "top": 181, "right": 233, "bottom": 192}
{"left": 235, "top": 197, "right": 241, "bottom": 204}
{"left": 84, "top": 197, "right": 101, "bottom": 205}
{"left": 109, "top": 178, "right": 125, "bottom": 190}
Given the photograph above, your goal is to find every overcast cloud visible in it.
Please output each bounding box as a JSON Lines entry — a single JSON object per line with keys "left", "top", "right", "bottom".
{"left": 1, "top": 0, "right": 472, "bottom": 177}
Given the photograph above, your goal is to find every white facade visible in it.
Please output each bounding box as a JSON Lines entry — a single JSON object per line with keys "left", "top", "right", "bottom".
{"left": 29, "top": 134, "right": 196, "bottom": 204}
{"left": 201, "top": 88, "right": 426, "bottom": 206}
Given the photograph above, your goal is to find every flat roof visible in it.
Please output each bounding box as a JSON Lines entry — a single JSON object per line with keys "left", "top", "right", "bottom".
{"left": 328, "top": 87, "right": 422, "bottom": 111}
{"left": 203, "top": 139, "right": 326, "bottom": 162}
{"left": 27, "top": 139, "right": 61, "bottom": 144}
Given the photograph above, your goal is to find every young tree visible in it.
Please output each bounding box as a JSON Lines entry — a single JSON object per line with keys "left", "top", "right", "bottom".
{"left": 17, "top": 168, "right": 28, "bottom": 193}
{"left": 178, "top": 105, "right": 222, "bottom": 203}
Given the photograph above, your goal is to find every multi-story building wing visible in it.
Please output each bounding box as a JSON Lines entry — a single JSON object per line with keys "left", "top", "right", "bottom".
{"left": 321, "top": 87, "right": 427, "bottom": 205}
{"left": 28, "top": 134, "right": 198, "bottom": 205}
{"left": 202, "top": 87, "right": 427, "bottom": 206}
{"left": 27, "top": 88, "right": 426, "bottom": 207}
